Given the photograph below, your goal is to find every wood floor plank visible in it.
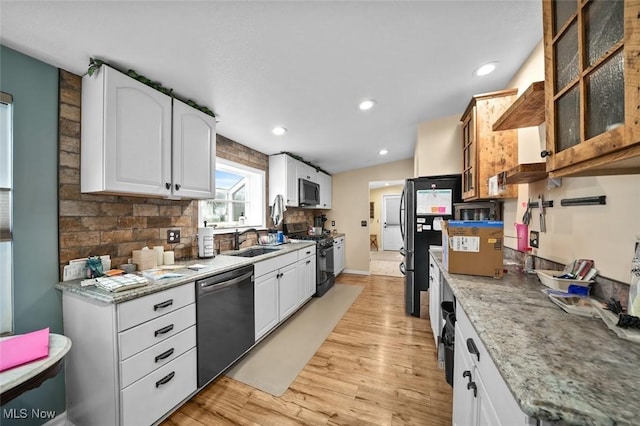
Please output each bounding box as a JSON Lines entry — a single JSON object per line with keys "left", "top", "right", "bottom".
{"left": 162, "top": 274, "right": 452, "bottom": 425}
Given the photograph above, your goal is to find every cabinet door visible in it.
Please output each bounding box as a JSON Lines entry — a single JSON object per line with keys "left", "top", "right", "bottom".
{"left": 104, "top": 67, "right": 172, "bottom": 196}
{"left": 428, "top": 254, "right": 441, "bottom": 347}
{"left": 285, "top": 155, "right": 299, "bottom": 206}
{"left": 255, "top": 271, "right": 279, "bottom": 341}
{"left": 476, "top": 369, "right": 501, "bottom": 426}
{"left": 453, "top": 324, "right": 476, "bottom": 426}
{"left": 298, "top": 254, "right": 316, "bottom": 303}
{"left": 318, "top": 172, "right": 332, "bottom": 209}
{"left": 543, "top": 0, "right": 639, "bottom": 176}
{"left": 296, "top": 162, "right": 316, "bottom": 182}
{"left": 278, "top": 263, "right": 299, "bottom": 320}
{"left": 461, "top": 111, "right": 477, "bottom": 200}
{"left": 172, "top": 99, "right": 216, "bottom": 199}
{"left": 334, "top": 242, "right": 345, "bottom": 275}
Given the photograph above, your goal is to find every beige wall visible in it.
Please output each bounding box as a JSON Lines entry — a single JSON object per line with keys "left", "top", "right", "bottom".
{"left": 369, "top": 185, "right": 404, "bottom": 247}
{"left": 502, "top": 41, "right": 640, "bottom": 284}
{"left": 328, "top": 159, "right": 413, "bottom": 273}
{"left": 414, "top": 114, "right": 463, "bottom": 177}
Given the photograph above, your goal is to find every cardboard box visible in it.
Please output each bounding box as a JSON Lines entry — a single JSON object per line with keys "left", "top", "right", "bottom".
{"left": 442, "top": 220, "right": 504, "bottom": 278}
{"left": 132, "top": 248, "right": 157, "bottom": 271}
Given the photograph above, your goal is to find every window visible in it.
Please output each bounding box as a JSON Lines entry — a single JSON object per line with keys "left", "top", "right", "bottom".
{"left": 1, "top": 91, "right": 13, "bottom": 335}
{"left": 198, "top": 158, "right": 265, "bottom": 230}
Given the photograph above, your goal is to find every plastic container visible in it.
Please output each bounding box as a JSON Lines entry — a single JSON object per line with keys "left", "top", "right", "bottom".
{"left": 515, "top": 223, "right": 529, "bottom": 251}
{"left": 536, "top": 269, "right": 593, "bottom": 292}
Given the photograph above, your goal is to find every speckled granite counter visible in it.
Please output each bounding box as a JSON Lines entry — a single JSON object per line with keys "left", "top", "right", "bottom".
{"left": 55, "top": 242, "right": 315, "bottom": 304}
{"left": 430, "top": 250, "right": 640, "bottom": 426}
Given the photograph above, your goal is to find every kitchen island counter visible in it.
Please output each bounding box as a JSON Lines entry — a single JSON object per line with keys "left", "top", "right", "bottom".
{"left": 55, "top": 242, "right": 316, "bottom": 304}
{"left": 430, "top": 250, "right": 640, "bottom": 425}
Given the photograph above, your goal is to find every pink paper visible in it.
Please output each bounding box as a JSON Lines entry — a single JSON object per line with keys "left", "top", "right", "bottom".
{"left": 0, "top": 327, "right": 50, "bottom": 372}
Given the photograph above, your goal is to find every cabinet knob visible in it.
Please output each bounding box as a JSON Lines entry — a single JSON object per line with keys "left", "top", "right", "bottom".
{"left": 165, "top": 182, "right": 171, "bottom": 190}
{"left": 540, "top": 150, "right": 553, "bottom": 158}
{"left": 175, "top": 184, "right": 181, "bottom": 191}
{"left": 463, "top": 370, "right": 471, "bottom": 379}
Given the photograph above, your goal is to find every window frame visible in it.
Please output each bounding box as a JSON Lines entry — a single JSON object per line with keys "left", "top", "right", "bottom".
{"left": 198, "top": 158, "right": 266, "bottom": 232}
{"left": 1, "top": 91, "right": 14, "bottom": 336}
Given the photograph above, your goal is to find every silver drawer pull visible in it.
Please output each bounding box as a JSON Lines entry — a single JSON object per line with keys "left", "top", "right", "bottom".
{"left": 155, "top": 348, "right": 175, "bottom": 363}
{"left": 155, "top": 371, "right": 175, "bottom": 388}
{"left": 154, "top": 299, "right": 173, "bottom": 311}
{"left": 154, "top": 324, "right": 174, "bottom": 337}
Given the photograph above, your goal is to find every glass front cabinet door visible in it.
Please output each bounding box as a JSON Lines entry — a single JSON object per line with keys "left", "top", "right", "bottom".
{"left": 543, "top": 0, "right": 640, "bottom": 176}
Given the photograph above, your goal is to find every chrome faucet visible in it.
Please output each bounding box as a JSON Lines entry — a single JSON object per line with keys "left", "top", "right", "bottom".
{"left": 233, "top": 228, "right": 260, "bottom": 250}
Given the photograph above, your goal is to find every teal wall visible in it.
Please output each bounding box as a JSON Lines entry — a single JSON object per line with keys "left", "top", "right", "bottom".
{"left": 0, "top": 45, "right": 64, "bottom": 424}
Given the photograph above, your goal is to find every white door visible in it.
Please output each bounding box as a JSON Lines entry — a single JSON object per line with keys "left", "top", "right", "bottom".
{"left": 382, "top": 195, "right": 403, "bottom": 251}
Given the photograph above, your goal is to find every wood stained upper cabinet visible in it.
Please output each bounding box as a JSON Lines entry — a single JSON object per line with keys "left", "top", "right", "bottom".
{"left": 460, "top": 90, "right": 518, "bottom": 200}
{"left": 543, "top": 0, "right": 640, "bottom": 177}
{"left": 81, "top": 65, "right": 215, "bottom": 198}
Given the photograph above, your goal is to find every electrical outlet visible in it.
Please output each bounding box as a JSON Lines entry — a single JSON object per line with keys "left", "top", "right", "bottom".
{"left": 167, "top": 229, "right": 181, "bottom": 244}
{"left": 361, "top": 220, "right": 367, "bottom": 227}
{"left": 529, "top": 231, "right": 539, "bottom": 248}
{"left": 331, "top": 220, "right": 335, "bottom": 226}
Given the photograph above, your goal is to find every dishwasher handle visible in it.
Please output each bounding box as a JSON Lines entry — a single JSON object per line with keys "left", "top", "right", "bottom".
{"left": 198, "top": 270, "right": 254, "bottom": 293}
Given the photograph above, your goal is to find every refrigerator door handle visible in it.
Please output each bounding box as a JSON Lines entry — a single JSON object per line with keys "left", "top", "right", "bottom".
{"left": 399, "top": 188, "right": 406, "bottom": 241}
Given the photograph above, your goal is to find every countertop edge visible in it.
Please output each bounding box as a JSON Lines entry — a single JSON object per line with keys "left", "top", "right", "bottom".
{"left": 56, "top": 242, "right": 316, "bottom": 304}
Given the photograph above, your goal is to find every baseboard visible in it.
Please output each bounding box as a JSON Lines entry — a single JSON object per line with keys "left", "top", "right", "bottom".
{"left": 342, "top": 269, "right": 370, "bottom": 275}
{"left": 43, "top": 412, "right": 75, "bottom": 426}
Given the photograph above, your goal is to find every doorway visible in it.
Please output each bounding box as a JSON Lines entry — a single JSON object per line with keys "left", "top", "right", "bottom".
{"left": 369, "top": 181, "right": 404, "bottom": 277}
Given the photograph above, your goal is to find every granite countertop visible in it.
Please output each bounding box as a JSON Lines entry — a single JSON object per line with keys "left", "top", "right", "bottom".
{"left": 55, "top": 242, "right": 315, "bottom": 304}
{"left": 430, "top": 249, "right": 640, "bottom": 425}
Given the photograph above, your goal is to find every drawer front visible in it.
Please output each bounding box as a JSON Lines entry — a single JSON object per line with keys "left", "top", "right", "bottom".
{"left": 117, "top": 282, "right": 195, "bottom": 332}
{"left": 254, "top": 251, "right": 297, "bottom": 278}
{"left": 121, "top": 348, "right": 197, "bottom": 426}
{"left": 120, "top": 325, "right": 196, "bottom": 389}
{"left": 334, "top": 236, "right": 344, "bottom": 244}
{"left": 119, "top": 304, "right": 195, "bottom": 360}
{"left": 297, "top": 246, "right": 315, "bottom": 260}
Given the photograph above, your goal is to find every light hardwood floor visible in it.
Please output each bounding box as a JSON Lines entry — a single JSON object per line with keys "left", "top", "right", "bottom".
{"left": 162, "top": 274, "right": 452, "bottom": 426}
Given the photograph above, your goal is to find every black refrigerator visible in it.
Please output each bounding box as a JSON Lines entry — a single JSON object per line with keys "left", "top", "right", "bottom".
{"left": 400, "top": 174, "right": 462, "bottom": 317}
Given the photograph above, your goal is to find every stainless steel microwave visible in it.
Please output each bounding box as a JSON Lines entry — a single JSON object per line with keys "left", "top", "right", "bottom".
{"left": 299, "top": 178, "right": 320, "bottom": 206}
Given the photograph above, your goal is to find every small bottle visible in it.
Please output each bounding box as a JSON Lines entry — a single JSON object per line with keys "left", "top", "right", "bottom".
{"left": 239, "top": 212, "right": 246, "bottom": 226}
{"left": 524, "top": 248, "right": 535, "bottom": 273}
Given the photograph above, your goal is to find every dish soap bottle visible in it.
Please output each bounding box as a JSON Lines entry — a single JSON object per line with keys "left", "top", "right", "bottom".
{"left": 239, "top": 212, "right": 246, "bottom": 226}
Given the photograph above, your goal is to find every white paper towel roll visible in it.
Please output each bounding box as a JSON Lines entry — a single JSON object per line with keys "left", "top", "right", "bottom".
{"left": 163, "top": 251, "right": 175, "bottom": 265}
{"left": 153, "top": 246, "right": 164, "bottom": 266}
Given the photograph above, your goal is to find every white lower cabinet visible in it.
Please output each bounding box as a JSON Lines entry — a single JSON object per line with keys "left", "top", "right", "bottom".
{"left": 254, "top": 246, "right": 317, "bottom": 341}
{"left": 333, "top": 236, "right": 345, "bottom": 275}
{"left": 63, "top": 283, "right": 196, "bottom": 426}
{"left": 278, "top": 263, "right": 299, "bottom": 320}
{"left": 453, "top": 302, "right": 534, "bottom": 426}
{"left": 428, "top": 252, "right": 442, "bottom": 348}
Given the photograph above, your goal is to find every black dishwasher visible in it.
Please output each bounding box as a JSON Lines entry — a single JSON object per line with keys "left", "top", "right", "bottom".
{"left": 196, "top": 264, "right": 255, "bottom": 387}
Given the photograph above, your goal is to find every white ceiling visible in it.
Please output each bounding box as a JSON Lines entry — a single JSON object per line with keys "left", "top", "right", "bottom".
{"left": 0, "top": 1, "right": 542, "bottom": 175}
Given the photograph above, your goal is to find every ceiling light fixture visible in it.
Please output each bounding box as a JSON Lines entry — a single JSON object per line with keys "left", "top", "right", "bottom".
{"left": 272, "top": 126, "right": 287, "bottom": 136}
{"left": 473, "top": 61, "right": 498, "bottom": 77}
{"left": 379, "top": 149, "right": 388, "bottom": 155}
{"left": 358, "top": 99, "right": 376, "bottom": 111}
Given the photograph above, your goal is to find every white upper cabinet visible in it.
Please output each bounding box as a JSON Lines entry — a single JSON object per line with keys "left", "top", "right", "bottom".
{"left": 269, "top": 153, "right": 299, "bottom": 207}
{"left": 81, "top": 65, "right": 215, "bottom": 199}
{"left": 296, "top": 161, "right": 317, "bottom": 183}
{"left": 269, "top": 153, "right": 332, "bottom": 210}
{"left": 172, "top": 99, "right": 216, "bottom": 199}
{"left": 317, "top": 171, "right": 332, "bottom": 209}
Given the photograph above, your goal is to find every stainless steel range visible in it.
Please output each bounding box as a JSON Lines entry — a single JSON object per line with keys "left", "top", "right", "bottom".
{"left": 284, "top": 222, "right": 335, "bottom": 297}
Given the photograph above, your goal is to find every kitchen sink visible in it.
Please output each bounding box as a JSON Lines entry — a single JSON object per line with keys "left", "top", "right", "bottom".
{"left": 228, "top": 246, "right": 282, "bottom": 258}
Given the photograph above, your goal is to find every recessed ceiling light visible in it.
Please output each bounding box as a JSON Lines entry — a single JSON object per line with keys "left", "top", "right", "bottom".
{"left": 358, "top": 99, "right": 376, "bottom": 111}
{"left": 384, "top": 182, "right": 390, "bottom": 186}
{"left": 379, "top": 149, "right": 388, "bottom": 155}
{"left": 272, "top": 126, "right": 287, "bottom": 136}
{"left": 473, "top": 62, "right": 498, "bottom": 77}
